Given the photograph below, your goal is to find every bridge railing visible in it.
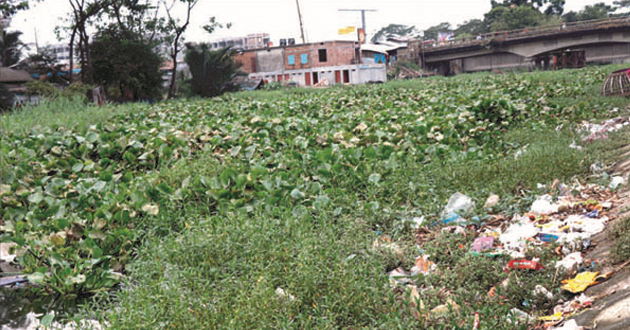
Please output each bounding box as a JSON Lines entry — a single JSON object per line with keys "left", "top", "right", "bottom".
{"left": 426, "top": 16, "right": 630, "bottom": 50}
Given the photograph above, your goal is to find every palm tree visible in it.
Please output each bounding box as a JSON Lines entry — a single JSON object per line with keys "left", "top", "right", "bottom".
{"left": 1, "top": 29, "right": 27, "bottom": 67}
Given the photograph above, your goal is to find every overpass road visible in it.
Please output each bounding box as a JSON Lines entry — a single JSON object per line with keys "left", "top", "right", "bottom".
{"left": 409, "top": 18, "right": 630, "bottom": 75}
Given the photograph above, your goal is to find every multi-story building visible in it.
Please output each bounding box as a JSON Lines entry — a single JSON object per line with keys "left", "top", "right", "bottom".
{"left": 209, "top": 33, "right": 271, "bottom": 51}
{"left": 235, "top": 40, "right": 386, "bottom": 87}
{"left": 45, "top": 42, "right": 77, "bottom": 66}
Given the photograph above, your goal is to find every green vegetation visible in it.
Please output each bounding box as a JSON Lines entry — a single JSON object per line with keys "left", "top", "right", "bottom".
{"left": 92, "top": 29, "right": 163, "bottom": 102}
{"left": 610, "top": 216, "right": 630, "bottom": 264}
{"left": 1, "top": 65, "right": 629, "bottom": 328}
{"left": 184, "top": 44, "right": 242, "bottom": 98}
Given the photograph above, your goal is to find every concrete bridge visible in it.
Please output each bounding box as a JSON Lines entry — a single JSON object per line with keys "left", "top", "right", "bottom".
{"left": 411, "top": 18, "right": 630, "bottom": 75}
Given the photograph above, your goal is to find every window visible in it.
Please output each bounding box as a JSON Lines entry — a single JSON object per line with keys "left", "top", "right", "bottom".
{"left": 301, "top": 54, "right": 308, "bottom": 64}
{"left": 318, "top": 49, "right": 327, "bottom": 62}
{"left": 287, "top": 55, "right": 295, "bottom": 65}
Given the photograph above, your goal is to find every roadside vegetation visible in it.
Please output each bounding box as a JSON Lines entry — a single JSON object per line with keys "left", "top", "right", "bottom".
{"left": 2, "top": 64, "right": 630, "bottom": 329}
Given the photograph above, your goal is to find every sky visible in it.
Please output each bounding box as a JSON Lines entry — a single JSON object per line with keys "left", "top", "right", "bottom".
{"left": 10, "top": 0, "right": 618, "bottom": 50}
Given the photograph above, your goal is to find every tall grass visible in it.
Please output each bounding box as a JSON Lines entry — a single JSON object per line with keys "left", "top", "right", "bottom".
{"left": 0, "top": 97, "right": 150, "bottom": 136}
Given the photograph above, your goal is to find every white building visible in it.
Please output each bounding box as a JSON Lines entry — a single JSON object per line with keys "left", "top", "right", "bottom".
{"left": 45, "top": 42, "right": 77, "bottom": 66}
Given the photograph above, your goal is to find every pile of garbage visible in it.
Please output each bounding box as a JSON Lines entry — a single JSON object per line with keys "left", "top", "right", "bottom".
{"left": 381, "top": 173, "right": 626, "bottom": 329}
{"left": 579, "top": 116, "right": 630, "bottom": 143}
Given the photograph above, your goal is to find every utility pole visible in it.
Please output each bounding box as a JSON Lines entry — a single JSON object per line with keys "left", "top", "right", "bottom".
{"left": 34, "top": 27, "right": 39, "bottom": 53}
{"left": 338, "top": 9, "right": 376, "bottom": 41}
{"left": 295, "top": 0, "right": 306, "bottom": 44}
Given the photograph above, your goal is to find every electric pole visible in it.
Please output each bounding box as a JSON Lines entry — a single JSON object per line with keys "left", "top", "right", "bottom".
{"left": 296, "top": 0, "right": 306, "bottom": 44}
{"left": 338, "top": 9, "right": 376, "bottom": 41}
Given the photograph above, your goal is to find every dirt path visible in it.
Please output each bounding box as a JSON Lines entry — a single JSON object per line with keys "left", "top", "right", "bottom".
{"left": 571, "top": 145, "right": 630, "bottom": 330}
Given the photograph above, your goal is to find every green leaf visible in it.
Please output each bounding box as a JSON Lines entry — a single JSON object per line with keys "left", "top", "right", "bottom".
{"left": 72, "top": 163, "right": 84, "bottom": 173}
{"left": 290, "top": 188, "right": 305, "bottom": 199}
{"left": 368, "top": 173, "right": 381, "bottom": 184}
{"left": 230, "top": 146, "right": 242, "bottom": 157}
{"left": 68, "top": 274, "right": 86, "bottom": 284}
{"left": 41, "top": 314, "right": 54, "bottom": 327}
{"left": 92, "top": 181, "right": 107, "bottom": 192}
{"left": 157, "top": 183, "right": 174, "bottom": 194}
{"left": 28, "top": 272, "right": 46, "bottom": 284}
{"left": 86, "top": 132, "right": 99, "bottom": 143}
{"left": 89, "top": 230, "right": 107, "bottom": 240}
{"left": 28, "top": 192, "right": 43, "bottom": 204}
{"left": 1, "top": 184, "right": 11, "bottom": 195}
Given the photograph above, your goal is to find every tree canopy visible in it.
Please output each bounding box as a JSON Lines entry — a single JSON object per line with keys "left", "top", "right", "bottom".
{"left": 563, "top": 2, "right": 613, "bottom": 22}
{"left": 91, "top": 27, "right": 163, "bottom": 102}
{"left": 1, "top": 0, "right": 31, "bottom": 18}
{"left": 0, "top": 29, "right": 26, "bottom": 66}
{"left": 185, "top": 43, "right": 241, "bottom": 98}
{"left": 396, "top": 0, "right": 617, "bottom": 41}
{"left": 484, "top": 4, "right": 560, "bottom": 32}
{"left": 371, "top": 24, "right": 419, "bottom": 43}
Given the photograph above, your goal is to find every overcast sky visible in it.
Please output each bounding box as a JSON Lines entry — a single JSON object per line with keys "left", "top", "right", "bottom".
{"left": 10, "top": 0, "right": 618, "bottom": 49}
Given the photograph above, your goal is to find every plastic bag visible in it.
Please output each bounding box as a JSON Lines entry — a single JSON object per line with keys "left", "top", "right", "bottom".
{"left": 561, "top": 271, "right": 599, "bottom": 293}
{"left": 442, "top": 192, "right": 474, "bottom": 217}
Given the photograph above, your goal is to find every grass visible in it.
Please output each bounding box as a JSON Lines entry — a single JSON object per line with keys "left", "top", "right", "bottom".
{"left": 3, "top": 64, "right": 630, "bottom": 329}
{"left": 610, "top": 215, "right": 630, "bottom": 264}
{"left": 86, "top": 126, "right": 609, "bottom": 329}
{"left": 0, "top": 97, "right": 150, "bottom": 137}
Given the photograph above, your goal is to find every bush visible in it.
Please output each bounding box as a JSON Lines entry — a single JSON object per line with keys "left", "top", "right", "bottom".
{"left": 25, "top": 80, "right": 59, "bottom": 97}
{"left": 185, "top": 44, "right": 242, "bottom": 98}
{"left": 0, "top": 83, "right": 14, "bottom": 111}
{"left": 25, "top": 81, "right": 94, "bottom": 101}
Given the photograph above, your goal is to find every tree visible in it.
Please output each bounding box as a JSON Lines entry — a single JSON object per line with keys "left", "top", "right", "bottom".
{"left": 562, "top": 2, "right": 613, "bottom": 22}
{"left": 484, "top": 4, "right": 560, "bottom": 31}
{"left": 491, "top": 0, "right": 565, "bottom": 16}
{"left": 185, "top": 43, "right": 241, "bottom": 98}
{"left": 543, "top": 0, "right": 565, "bottom": 15}
{"left": 99, "top": 0, "right": 161, "bottom": 43}
{"left": 91, "top": 28, "right": 163, "bottom": 101}
{"left": 63, "top": 0, "right": 108, "bottom": 84}
{"left": 0, "top": 29, "right": 26, "bottom": 66}
{"left": 454, "top": 19, "right": 487, "bottom": 38}
{"left": 23, "top": 48, "right": 69, "bottom": 83}
{"left": 613, "top": 0, "right": 630, "bottom": 10}
{"left": 162, "top": 0, "right": 198, "bottom": 99}
{"left": 491, "top": 0, "right": 548, "bottom": 9}
{"left": 370, "top": 24, "right": 418, "bottom": 44}
{"left": 1, "top": 0, "right": 30, "bottom": 18}
{"left": 423, "top": 22, "right": 452, "bottom": 41}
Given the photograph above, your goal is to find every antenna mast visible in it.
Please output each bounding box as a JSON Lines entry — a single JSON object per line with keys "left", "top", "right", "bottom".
{"left": 338, "top": 9, "right": 376, "bottom": 41}
{"left": 295, "top": 0, "right": 306, "bottom": 44}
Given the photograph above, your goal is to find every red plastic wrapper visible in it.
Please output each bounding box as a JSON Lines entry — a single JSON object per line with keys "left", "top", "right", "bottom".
{"left": 472, "top": 312, "right": 480, "bottom": 330}
{"left": 506, "top": 259, "right": 544, "bottom": 271}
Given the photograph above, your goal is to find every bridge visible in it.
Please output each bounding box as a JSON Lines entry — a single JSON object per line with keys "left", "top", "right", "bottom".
{"left": 409, "top": 18, "right": 630, "bottom": 75}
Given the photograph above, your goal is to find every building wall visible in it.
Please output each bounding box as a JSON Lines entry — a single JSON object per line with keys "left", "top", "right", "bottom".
{"left": 249, "top": 64, "right": 386, "bottom": 87}
{"left": 308, "top": 41, "right": 358, "bottom": 68}
{"left": 256, "top": 48, "right": 285, "bottom": 72}
{"left": 236, "top": 52, "right": 258, "bottom": 74}
{"left": 236, "top": 41, "right": 360, "bottom": 75}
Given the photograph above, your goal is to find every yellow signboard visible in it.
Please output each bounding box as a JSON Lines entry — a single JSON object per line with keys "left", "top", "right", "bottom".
{"left": 338, "top": 26, "right": 356, "bottom": 35}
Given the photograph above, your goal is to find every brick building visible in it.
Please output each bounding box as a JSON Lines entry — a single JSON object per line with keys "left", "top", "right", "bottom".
{"left": 235, "top": 40, "right": 386, "bottom": 86}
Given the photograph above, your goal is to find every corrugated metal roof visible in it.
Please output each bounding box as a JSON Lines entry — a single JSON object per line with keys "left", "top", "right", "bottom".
{"left": 0, "top": 67, "right": 33, "bottom": 83}
{"left": 360, "top": 43, "right": 403, "bottom": 54}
